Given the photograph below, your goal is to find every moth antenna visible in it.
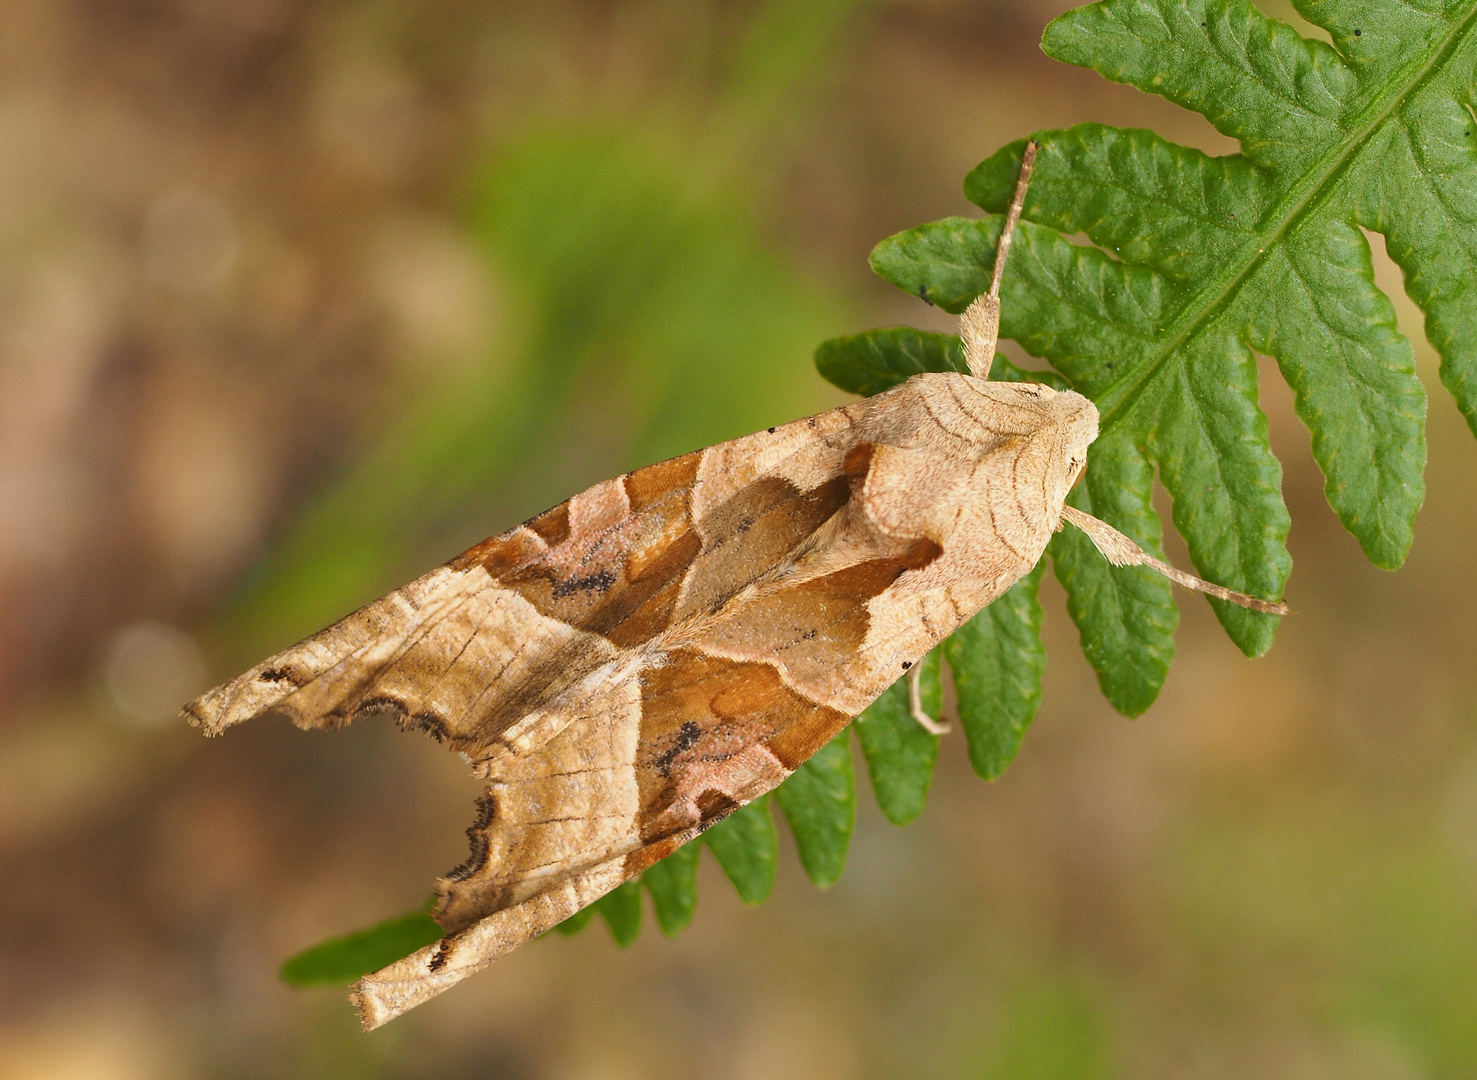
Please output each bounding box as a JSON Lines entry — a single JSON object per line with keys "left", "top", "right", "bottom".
{"left": 1060, "top": 505, "right": 1289, "bottom": 616}
{"left": 961, "top": 139, "right": 1040, "bottom": 378}
{"left": 907, "top": 663, "right": 949, "bottom": 735}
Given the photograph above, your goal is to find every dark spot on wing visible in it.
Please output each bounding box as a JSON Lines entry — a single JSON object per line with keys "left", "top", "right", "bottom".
{"left": 357, "top": 694, "right": 405, "bottom": 714}
{"left": 639, "top": 650, "right": 848, "bottom": 776}
{"left": 696, "top": 790, "right": 740, "bottom": 821}
{"left": 694, "top": 803, "right": 737, "bottom": 834}
{"left": 598, "top": 529, "right": 703, "bottom": 646}
{"left": 357, "top": 695, "right": 451, "bottom": 745}
{"left": 551, "top": 568, "right": 617, "bottom": 598}
{"left": 653, "top": 720, "right": 704, "bottom": 776}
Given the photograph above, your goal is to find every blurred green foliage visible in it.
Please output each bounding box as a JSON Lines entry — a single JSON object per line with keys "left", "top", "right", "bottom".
{"left": 974, "top": 974, "right": 1111, "bottom": 1080}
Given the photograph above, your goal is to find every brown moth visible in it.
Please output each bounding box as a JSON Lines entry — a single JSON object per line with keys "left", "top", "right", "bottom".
{"left": 183, "top": 143, "right": 1285, "bottom": 1030}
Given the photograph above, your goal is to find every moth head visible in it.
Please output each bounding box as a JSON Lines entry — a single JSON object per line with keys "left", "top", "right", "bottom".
{"left": 1051, "top": 387, "right": 1098, "bottom": 460}
{"left": 1061, "top": 400, "right": 1095, "bottom": 487}
{"left": 957, "top": 377, "right": 1099, "bottom": 502}
{"left": 1033, "top": 384, "right": 1098, "bottom": 505}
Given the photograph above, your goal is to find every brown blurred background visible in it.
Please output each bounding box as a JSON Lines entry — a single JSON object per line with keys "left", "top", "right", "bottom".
{"left": 2, "top": 0, "right": 1475, "bottom": 1076}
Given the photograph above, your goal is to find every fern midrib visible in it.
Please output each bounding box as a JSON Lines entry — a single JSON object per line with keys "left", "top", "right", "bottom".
{"left": 1089, "top": 3, "right": 1477, "bottom": 431}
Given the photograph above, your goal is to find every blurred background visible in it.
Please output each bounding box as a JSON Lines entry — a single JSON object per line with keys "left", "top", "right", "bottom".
{"left": 2, "top": 0, "right": 1475, "bottom": 1076}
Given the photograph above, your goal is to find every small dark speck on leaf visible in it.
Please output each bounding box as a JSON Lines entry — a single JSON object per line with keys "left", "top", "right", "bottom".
{"left": 1353, "top": 27, "right": 1361, "bottom": 35}
{"left": 918, "top": 285, "right": 933, "bottom": 306}
{"left": 1106, "top": 362, "right": 1114, "bottom": 369}
{"left": 901, "top": 661, "right": 913, "bottom": 669}
{"left": 768, "top": 427, "right": 776, "bottom": 434}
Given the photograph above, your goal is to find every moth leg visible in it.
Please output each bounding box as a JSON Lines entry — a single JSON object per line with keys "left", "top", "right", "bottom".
{"left": 1060, "top": 506, "right": 1289, "bottom": 616}
{"left": 908, "top": 663, "right": 950, "bottom": 735}
{"left": 961, "top": 139, "right": 1039, "bottom": 378}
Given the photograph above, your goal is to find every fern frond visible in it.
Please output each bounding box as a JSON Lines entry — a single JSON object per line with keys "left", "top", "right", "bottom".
{"left": 824, "top": 0, "right": 1476, "bottom": 733}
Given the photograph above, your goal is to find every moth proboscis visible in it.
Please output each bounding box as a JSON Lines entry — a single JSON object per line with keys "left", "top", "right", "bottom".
{"left": 182, "top": 140, "right": 1286, "bottom": 1030}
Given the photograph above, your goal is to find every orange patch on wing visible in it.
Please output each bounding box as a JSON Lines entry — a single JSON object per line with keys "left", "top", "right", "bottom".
{"left": 696, "top": 539, "right": 940, "bottom": 766}
{"left": 449, "top": 528, "right": 547, "bottom": 576}
{"left": 526, "top": 502, "right": 572, "bottom": 547}
{"left": 601, "top": 530, "right": 704, "bottom": 646}
{"left": 623, "top": 450, "right": 701, "bottom": 512}
{"left": 842, "top": 440, "right": 875, "bottom": 481}
{"left": 635, "top": 649, "right": 844, "bottom": 838}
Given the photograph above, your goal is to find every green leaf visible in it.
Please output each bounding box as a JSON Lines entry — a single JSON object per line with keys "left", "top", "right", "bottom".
{"left": 643, "top": 842, "right": 702, "bottom": 937}
{"left": 703, "top": 796, "right": 779, "bottom": 904}
{"left": 854, "top": 651, "right": 940, "bottom": 826}
{"left": 773, "top": 731, "right": 855, "bottom": 888}
{"left": 1041, "top": 0, "right": 1355, "bottom": 174}
{"left": 594, "top": 880, "right": 643, "bottom": 947}
{"left": 279, "top": 904, "right": 443, "bottom": 987}
{"left": 869, "top": 217, "right": 998, "bottom": 315}
{"left": 945, "top": 561, "right": 1049, "bottom": 779}
{"left": 1049, "top": 424, "right": 1178, "bottom": 716}
{"left": 815, "top": 327, "right": 968, "bottom": 395}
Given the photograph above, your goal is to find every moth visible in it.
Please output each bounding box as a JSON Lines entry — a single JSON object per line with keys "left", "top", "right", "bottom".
{"left": 183, "top": 143, "right": 1284, "bottom": 1029}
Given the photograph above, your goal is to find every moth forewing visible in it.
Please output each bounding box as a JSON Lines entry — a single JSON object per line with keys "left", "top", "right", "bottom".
{"left": 182, "top": 138, "right": 1283, "bottom": 1031}
{"left": 182, "top": 140, "right": 1095, "bottom": 1029}
{"left": 181, "top": 371, "right": 1099, "bottom": 1029}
